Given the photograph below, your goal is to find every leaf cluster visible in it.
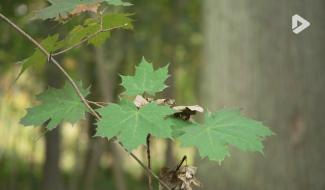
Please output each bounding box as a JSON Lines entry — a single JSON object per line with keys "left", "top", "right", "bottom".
{"left": 21, "top": 56, "right": 273, "bottom": 162}
{"left": 20, "top": 1, "right": 273, "bottom": 163}
{"left": 17, "top": 13, "right": 133, "bottom": 79}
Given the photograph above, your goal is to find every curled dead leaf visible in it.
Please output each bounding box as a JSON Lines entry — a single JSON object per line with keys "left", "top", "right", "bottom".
{"left": 133, "top": 95, "right": 175, "bottom": 108}
{"left": 159, "top": 156, "right": 201, "bottom": 190}
{"left": 173, "top": 105, "right": 204, "bottom": 121}
{"left": 70, "top": 3, "right": 100, "bottom": 16}
{"left": 55, "top": 3, "right": 101, "bottom": 21}
{"left": 134, "top": 95, "right": 148, "bottom": 108}
{"left": 173, "top": 105, "right": 204, "bottom": 113}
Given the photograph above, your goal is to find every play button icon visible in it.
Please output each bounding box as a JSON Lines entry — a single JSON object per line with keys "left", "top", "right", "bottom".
{"left": 292, "top": 14, "right": 310, "bottom": 34}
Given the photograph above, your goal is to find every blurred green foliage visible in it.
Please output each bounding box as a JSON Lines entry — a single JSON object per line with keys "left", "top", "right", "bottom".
{"left": 0, "top": 0, "right": 201, "bottom": 189}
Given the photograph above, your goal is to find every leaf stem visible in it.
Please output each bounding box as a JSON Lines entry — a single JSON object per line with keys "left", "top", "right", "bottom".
{"left": 0, "top": 13, "right": 171, "bottom": 190}
{"left": 52, "top": 23, "right": 128, "bottom": 56}
{"left": 86, "top": 100, "right": 105, "bottom": 108}
{"left": 146, "top": 134, "right": 153, "bottom": 190}
{"left": 175, "top": 155, "right": 187, "bottom": 172}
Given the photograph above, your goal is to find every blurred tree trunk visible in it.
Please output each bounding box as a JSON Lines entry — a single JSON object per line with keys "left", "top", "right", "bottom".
{"left": 95, "top": 46, "right": 126, "bottom": 190}
{"left": 80, "top": 115, "right": 103, "bottom": 190}
{"left": 80, "top": 44, "right": 126, "bottom": 190}
{"left": 42, "top": 128, "right": 63, "bottom": 190}
{"left": 200, "top": 0, "right": 325, "bottom": 190}
{"left": 42, "top": 63, "right": 64, "bottom": 190}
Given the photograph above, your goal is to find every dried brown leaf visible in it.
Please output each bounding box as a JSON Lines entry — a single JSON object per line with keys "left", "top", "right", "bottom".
{"left": 159, "top": 164, "right": 201, "bottom": 190}
{"left": 134, "top": 95, "right": 149, "bottom": 108}
{"left": 70, "top": 3, "right": 100, "bottom": 16}
{"left": 173, "top": 105, "right": 204, "bottom": 121}
{"left": 173, "top": 105, "right": 204, "bottom": 113}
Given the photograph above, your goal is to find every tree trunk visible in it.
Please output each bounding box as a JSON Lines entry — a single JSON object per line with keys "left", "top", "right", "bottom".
{"left": 200, "top": 0, "right": 325, "bottom": 189}
{"left": 42, "top": 63, "right": 64, "bottom": 190}
{"left": 80, "top": 44, "right": 126, "bottom": 190}
{"left": 95, "top": 46, "right": 126, "bottom": 190}
{"left": 42, "top": 127, "right": 63, "bottom": 190}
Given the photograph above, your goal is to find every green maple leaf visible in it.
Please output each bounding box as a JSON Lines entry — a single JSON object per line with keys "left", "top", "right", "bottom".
{"left": 121, "top": 57, "right": 169, "bottom": 96}
{"left": 20, "top": 82, "right": 89, "bottom": 130}
{"left": 34, "top": 0, "right": 132, "bottom": 20}
{"left": 95, "top": 100, "right": 175, "bottom": 151}
{"left": 177, "top": 109, "right": 274, "bottom": 161}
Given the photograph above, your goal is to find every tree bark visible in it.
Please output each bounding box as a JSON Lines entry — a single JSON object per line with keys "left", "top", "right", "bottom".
{"left": 200, "top": 0, "right": 325, "bottom": 189}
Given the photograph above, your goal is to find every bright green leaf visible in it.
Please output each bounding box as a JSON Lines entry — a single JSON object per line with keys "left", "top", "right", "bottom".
{"left": 20, "top": 82, "right": 89, "bottom": 130}
{"left": 34, "top": 0, "right": 132, "bottom": 20}
{"left": 95, "top": 100, "right": 175, "bottom": 151}
{"left": 121, "top": 57, "right": 169, "bottom": 96}
{"left": 102, "top": 13, "right": 134, "bottom": 30}
{"left": 177, "top": 109, "right": 274, "bottom": 161}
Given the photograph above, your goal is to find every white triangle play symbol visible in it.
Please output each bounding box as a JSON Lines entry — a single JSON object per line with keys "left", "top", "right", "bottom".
{"left": 292, "top": 14, "right": 310, "bottom": 34}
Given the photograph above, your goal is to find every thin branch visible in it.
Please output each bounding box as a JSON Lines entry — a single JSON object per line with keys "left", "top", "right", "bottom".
{"left": 0, "top": 13, "right": 100, "bottom": 119}
{"left": 175, "top": 155, "right": 187, "bottom": 172}
{"left": 0, "top": 13, "right": 171, "bottom": 190}
{"left": 146, "top": 134, "right": 153, "bottom": 190}
{"left": 52, "top": 23, "right": 128, "bottom": 56}
{"left": 86, "top": 100, "right": 105, "bottom": 108}
{"left": 122, "top": 144, "right": 172, "bottom": 190}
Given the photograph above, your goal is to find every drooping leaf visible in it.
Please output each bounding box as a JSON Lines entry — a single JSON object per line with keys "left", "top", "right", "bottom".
{"left": 95, "top": 100, "right": 175, "bottom": 151}
{"left": 34, "top": 0, "right": 132, "bottom": 20}
{"left": 20, "top": 82, "right": 89, "bottom": 130}
{"left": 121, "top": 57, "right": 169, "bottom": 96}
{"left": 177, "top": 109, "right": 274, "bottom": 161}
{"left": 16, "top": 34, "right": 62, "bottom": 80}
